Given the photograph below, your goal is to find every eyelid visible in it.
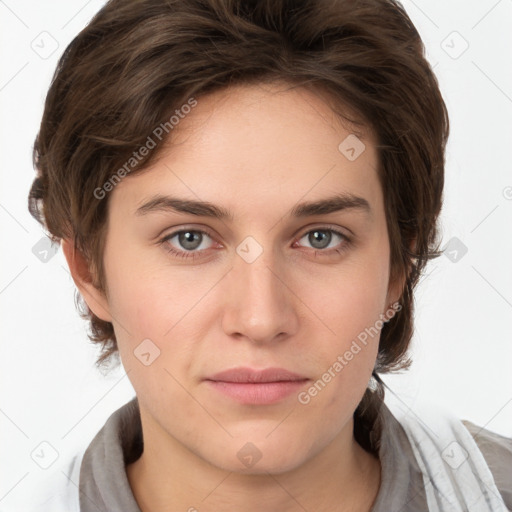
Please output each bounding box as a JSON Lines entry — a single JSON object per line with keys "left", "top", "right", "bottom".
{"left": 160, "top": 223, "right": 350, "bottom": 243}
{"left": 159, "top": 224, "right": 217, "bottom": 240}
{"left": 159, "top": 226, "right": 221, "bottom": 249}
{"left": 295, "top": 223, "right": 352, "bottom": 241}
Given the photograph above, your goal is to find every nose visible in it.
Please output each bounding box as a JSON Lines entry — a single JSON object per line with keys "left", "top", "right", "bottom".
{"left": 221, "top": 243, "right": 299, "bottom": 345}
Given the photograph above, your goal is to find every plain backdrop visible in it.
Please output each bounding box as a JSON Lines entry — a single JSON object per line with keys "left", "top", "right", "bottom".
{"left": 1, "top": 0, "right": 511, "bottom": 508}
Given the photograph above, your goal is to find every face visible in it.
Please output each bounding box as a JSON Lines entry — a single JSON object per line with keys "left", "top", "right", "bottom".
{"left": 79, "top": 82, "right": 397, "bottom": 474}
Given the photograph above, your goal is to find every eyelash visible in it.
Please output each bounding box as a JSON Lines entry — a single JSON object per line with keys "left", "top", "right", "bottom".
{"left": 158, "top": 227, "right": 352, "bottom": 260}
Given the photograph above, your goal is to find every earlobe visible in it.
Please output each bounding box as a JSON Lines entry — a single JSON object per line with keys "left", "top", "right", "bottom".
{"left": 385, "top": 267, "right": 407, "bottom": 318}
{"left": 61, "top": 238, "right": 113, "bottom": 323}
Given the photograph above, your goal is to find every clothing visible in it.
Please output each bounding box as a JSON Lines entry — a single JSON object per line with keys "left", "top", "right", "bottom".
{"left": 22, "top": 396, "right": 512, "bottom": 511}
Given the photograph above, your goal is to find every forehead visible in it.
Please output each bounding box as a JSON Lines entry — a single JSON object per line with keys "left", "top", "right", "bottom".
{"left": 170, "top": 81, "right": 373, "bottom": 159}
{"left": 109, "top": 82, "right": 382, "bottom": 220}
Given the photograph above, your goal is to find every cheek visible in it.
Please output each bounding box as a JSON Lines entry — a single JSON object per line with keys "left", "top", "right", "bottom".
{"left": 300, "top": 240, "right": 389, "bottom": 408}
{"left": 102, "top": 248, "right": 222, "bottom": 376}
{"left": 100, "top": 247, "right": 171, "bottom": 362}
{"left": 318, "top": 252, "right": 390, "bottom": 345}
{"left": 104, "top": 244, "right": 194, "bottom": 335}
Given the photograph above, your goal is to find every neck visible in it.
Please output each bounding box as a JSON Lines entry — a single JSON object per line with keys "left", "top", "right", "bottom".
{"left": 127, "top": 412, "right": 381, "bottom": 512}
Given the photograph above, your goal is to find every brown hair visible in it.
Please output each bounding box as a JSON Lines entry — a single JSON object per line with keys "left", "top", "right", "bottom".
{"left": 28, "top": 0, "right": 449, "bottom": 453}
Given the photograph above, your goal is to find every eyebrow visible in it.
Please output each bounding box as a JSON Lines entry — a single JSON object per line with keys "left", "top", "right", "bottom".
{"left": 135, "top": 193, "right": 371, "bottom": 220}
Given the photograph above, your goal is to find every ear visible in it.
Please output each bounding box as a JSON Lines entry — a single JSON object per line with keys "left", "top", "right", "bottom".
{"left": 61, "top": 238, "right": 113, "bottom": 323}
{"left": 385, "top": 237, "right": 416, "bottom": 312}
{"left": 385, "top": 271, "right": 406, "bottom": 311}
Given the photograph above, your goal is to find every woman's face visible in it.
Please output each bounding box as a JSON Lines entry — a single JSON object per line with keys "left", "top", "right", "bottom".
{"left": 85, "top": 82, "right": 398, "bottom": 473}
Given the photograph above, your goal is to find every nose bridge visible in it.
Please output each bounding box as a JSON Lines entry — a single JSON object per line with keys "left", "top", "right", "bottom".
{"left": 221, "top": 238, "right": 298, "bottom": 343}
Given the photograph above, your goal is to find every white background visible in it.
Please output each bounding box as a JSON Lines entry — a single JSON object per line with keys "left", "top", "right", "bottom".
{"left": 1, "top": 0, "right": 511, "bottom": 508}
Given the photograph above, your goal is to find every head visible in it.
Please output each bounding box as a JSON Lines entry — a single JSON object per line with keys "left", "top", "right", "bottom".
{"left": 28, "top": 0, "right": 448, "bottom": 466}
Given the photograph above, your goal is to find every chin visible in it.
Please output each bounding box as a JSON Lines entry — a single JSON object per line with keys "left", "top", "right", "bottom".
{"left": 203, "top": 436, "right": 313, "bottom": 476}
{"left": 219, "top": 455, "right": 305, "bottom": 476}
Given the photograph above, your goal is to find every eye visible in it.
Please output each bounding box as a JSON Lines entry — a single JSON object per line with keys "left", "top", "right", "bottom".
{"left": 295, "top": 227, "right": 350, "bottom": 254}
{"left": 159, "top": 229, "right": 216, "bottom": 260}
{"left": 158, "top": 226, "right": 351, "bottom": 261}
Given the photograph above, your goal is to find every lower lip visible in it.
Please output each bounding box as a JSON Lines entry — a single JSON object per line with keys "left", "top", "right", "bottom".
{"left": 206, "top": 380, "right": 309, "bottom": 405}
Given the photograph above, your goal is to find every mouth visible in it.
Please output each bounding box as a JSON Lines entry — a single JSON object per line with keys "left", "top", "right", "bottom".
{"left": 204, "top": 367, "right": 310, "bottom": 405}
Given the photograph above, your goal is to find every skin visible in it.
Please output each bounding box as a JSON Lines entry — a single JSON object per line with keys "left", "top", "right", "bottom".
{"left": 63, "top": 81, "right": 403, "bottom": 511}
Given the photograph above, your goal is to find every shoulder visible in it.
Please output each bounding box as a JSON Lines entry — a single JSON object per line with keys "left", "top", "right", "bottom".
{"left": 462, "top": 420, "right": 512, "bottom": 510}
{"left": 382, "top": 397, "right": 511, "bottom": 511}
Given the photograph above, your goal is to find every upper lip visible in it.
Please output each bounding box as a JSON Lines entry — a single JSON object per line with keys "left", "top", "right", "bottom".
{"left": 206, "top": 367, "right": 308, "bottom": 383}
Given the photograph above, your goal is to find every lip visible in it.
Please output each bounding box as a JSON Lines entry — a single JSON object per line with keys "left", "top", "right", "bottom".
{"left": 205, "top": 367, "right": 310, "bottom": 405}
{"left": 207, "top": 367, "right": 307, "bottom": 383}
